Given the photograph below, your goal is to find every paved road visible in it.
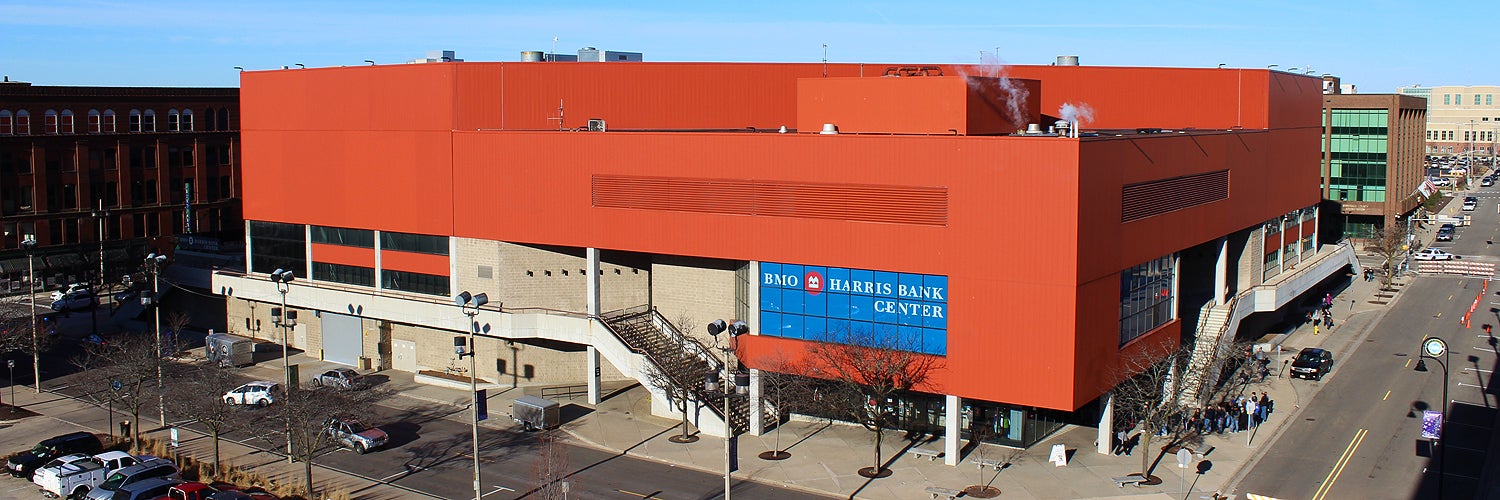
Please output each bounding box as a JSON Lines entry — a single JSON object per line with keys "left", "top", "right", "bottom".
{"left": 1240, "top": 187, "right": 1500, "bottom": 500}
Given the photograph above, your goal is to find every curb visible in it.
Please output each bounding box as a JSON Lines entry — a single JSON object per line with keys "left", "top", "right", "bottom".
{"left": 1218, "top": 272, "right": 1411, "bottom": 496}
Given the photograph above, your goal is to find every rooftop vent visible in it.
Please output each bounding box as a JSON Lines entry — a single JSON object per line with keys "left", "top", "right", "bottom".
{"left": 1056, "top": 55, "right": 1080, "bottom": 66}
{"left": 820, "top": 123, "right": 839, "bottom": 135}
{"left": 587, "top": 119, "right": 606, "bottom": 132}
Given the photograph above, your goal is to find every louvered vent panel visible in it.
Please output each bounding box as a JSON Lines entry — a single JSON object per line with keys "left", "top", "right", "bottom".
{"left": 592, "top": 175, "right": 948, "bottom": 226}
{"left": 1121, "top": 170, "right": 1229, "bottom": 223}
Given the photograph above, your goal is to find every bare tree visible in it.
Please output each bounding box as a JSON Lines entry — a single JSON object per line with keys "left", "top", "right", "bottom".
{"left": 0, "top": 309, "right": 56, "bottom": 388}
{"left": 801, "top": 326, "right": 942, "bottom": 478}
{"left": 1366, "top": 220, "right": 1409, "bottom": 295}
{"left": 166, "top": 311, "right": 192, "bottom": 354}
{"left": 275, "top": 383, "right": 389, "bottom": 498}
{"left": 163, "top": 360, "right": 243, "bottom": 475}
{"left": 642, "top": 314, "right": 704, "bottom": 444}
{"left": 1108, "top": 341, "right": 1196, "bottom": 483}
{"left": 755, "top": 354, "right": 813, "bottom": 460}
{"left": 73, "top": 333, "right": 166, "bottom": 450}
{"left": 530, "top": 431, "right": 570, "bottom": 499}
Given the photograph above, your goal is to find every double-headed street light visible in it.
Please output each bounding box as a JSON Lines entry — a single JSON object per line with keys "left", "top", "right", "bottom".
{"left": 1415, "top": 336, "right": 1449, "bottom": 500}
{"left": 269, "top": 268, "right": 296, "bottom": 461}
{"left": 455, "top": 291, "right": 488, "bottom": 500}
{"left": 22, "top": 235, "right": 37, "bottom": 393}
{"left": 143, "top": 253, "right": 167, "bottom": 425}
{"left": 706, "top": 319, "right": 750, "bottom": 500}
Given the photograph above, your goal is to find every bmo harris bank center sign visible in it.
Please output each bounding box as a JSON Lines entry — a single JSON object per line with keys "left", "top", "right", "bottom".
{"left": 760, "top": 262, "right": 948, "bottom": 355}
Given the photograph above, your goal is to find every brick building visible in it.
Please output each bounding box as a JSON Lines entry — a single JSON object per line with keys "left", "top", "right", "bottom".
{"left": 0, "top": 81, "right": 241, "bottom": 290}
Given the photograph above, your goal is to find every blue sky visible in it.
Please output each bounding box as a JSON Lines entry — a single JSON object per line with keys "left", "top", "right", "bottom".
{"left": 0, "top": 0, "right": 1464, "bottom": 92}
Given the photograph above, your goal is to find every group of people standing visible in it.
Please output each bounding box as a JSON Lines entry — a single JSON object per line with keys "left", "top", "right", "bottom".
{"left": 1192, "top": 392, "right": 1274, "bottom": 435}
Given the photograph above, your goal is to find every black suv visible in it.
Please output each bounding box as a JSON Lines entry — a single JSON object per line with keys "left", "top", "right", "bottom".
{"left": 1291, "top": 347, "right": 1334, "bottom": 380}
{"left": 6, "top": 431, "right": 103, "bottom": 478}
{"left": 1437, "top": 226, "right": 1455, "bottom": 241}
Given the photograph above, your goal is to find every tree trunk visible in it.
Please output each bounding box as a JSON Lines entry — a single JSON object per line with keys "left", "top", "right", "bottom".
{"left": 1138, "top": 430, "right": 1152, "bottom": 476}
{"left": 304, "top": 457, "right": 315, "bottom": 498}
{"left": 211, "top": 430, "right": 221, "bottom": 477}
{"left": 873, "top": 427, "right": 884, "bottom": 472}
{"left": 680, "top": 391, "right": 690, "bottom": 438}
{"left": 131, "top": 409, "right": 141, "bottom": 453}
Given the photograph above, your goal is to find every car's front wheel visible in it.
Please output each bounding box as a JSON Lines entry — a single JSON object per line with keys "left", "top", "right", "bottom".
{"left": 256, "top": 398, "right": 269, "bottom": 407}
{"left": 226, "top": 397, "right": 238, "bottom": 406}
{"left": 354, "top": 443, "right": 367, "bottom": 454}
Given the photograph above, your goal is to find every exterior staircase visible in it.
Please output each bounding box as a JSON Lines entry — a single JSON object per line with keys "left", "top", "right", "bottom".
{"left": 1180, "top": 297, "right": 1238, "bottom": 407}
{"left": 600, "top": 307, "right": 752, "bottom": 435}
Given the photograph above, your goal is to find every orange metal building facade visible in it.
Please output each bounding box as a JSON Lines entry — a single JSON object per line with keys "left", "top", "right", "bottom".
{"left": 240, "top": 62, "right": 1322, "bottom": 412}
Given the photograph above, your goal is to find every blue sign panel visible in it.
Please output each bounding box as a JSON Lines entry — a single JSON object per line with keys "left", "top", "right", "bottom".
{"left": 759, "top": 262, "right": 947, "bottom": 356}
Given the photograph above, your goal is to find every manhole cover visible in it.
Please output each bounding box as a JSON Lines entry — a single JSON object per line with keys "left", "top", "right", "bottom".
{"left": 1306, "top": 418, "right": 1316, "bottom": 421}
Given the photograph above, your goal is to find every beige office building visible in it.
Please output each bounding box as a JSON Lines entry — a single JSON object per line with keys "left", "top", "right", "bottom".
{"left": 1400, "top": 85, "right": 1500, "bottom": 156}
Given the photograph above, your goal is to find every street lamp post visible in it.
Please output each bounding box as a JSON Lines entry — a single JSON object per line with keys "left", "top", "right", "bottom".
{"left": 143, "top": 253, "right": 167, "bottom": 425}
{"left": 22, "top": 235, "right": 37, "bottom": 393}
{"left": 455, "top": 291, "right": 489, "bottom": 500}
{"left": 706, "top": 319, "right": 750, "bottom": 500}
{"left": 269, "top": 268, "right": 296, "bottom": 462}
{"left": 91, "top": 202, "right": 109, "bottom": 341}
{"left": 1416, "top": 336, "right": 1450, "bottom": 500}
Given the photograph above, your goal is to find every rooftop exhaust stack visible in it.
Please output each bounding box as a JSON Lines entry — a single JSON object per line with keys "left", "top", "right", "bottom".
{"left": 1026, "top": 123, "right": 1042, "bottom": 134}
{"left": 1056, "top": 55, "right": 1080, "bottom": 66}
{"left": 1055, "top": 120, "right": 1073, "bottom": 138}
{"left": 820, "top": 123, "right": 839, "bottom": 135}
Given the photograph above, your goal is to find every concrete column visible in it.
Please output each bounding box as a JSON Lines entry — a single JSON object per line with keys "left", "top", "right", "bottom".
{"left": 1097, "top": 392, "right": 1114, "bottom": 455}
{"left": 586, "top": 247, "right": 601, "bottom": 317}
{"left": 748, "top": 368, "right": 764, "bottom": 435}
{"left": 243, "top": 219, "right": 253, "bottom": 273}
{"left": 586, "top": 345, "right": 601, "bottom": 405}
{"left": 1214, "top": 237, "right": 1228, "bottom": 304}
{"left": 944, "top": 394, "right": 961, "bottom": 466}
{"left": 372, "top": 231, "right": 382, "bottom": 291}
{"left": 1314, "top": 205, "right": 1321, "bottom": 249}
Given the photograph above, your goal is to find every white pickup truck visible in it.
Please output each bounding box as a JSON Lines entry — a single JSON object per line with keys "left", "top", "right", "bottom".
{"left": 32, "top": 451, "right": 138, "bottom": 499}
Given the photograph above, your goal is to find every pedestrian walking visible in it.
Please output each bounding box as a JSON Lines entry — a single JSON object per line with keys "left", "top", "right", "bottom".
{"left": 1314, "top": 324, "right": 1319, "bottom": 336}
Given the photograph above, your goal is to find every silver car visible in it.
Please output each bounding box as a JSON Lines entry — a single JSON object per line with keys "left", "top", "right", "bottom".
{"left": 325, "top": 416, "right": 388, "bottom": 454}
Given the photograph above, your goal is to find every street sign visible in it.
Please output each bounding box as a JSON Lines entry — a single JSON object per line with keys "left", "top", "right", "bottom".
{"left": 6, "top": 360, "right": 12, "bottom": 369}
{"left": 110, "top": 380, "right": 122, "bottom": 391}
{"left": 1177, "top": 448, "right": 1192, "bottom": 468}
{"left": 170, "top": 428, "right": 179, "bottom": 448}
{"left": 475, "top": 389, "right": 488, "bottom": 421}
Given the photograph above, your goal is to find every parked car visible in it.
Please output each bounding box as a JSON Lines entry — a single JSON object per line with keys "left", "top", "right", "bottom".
{"left": 223, "top": 381, "right": 280, "bottom": 407}
{"left": 33, "top": 450, "right": 139, "bottom": 499}
{"left": 1413, "top": 248, "right": 1455, "bottom": 261}
{"left": 1436, "top": 227, "right": 1454, "bottom": 241}
{"left": 152, "top": 481, "right": 220, "bottom": 500}
{"left": 1463, "top": 200, "right": 1479, "bottom": 211}
{"left": 1291, "top": 348, "right": 1334, "bottom": 380}
{"left": 1483, "top": 177, "right": 1494, "bottom": 187}
{"left": 324, "top": 416, "right": 388, "bottom": 454}
{"left": 50, "top": 283, "right": 91, "bottom": 301}
{"left": 7, "top": 431, "right": 103, "bottom": 479}
{"left": 50, "top": 291, "right": 96, "bottom": 311}
{"left": 109, "top": 476, "right": 184, "bottom": 500}
{"left": 310, "top": 368, "right": 365, "bottom": 389}
{"left": 85, "top": 456, "right": 179, "bottom": 500}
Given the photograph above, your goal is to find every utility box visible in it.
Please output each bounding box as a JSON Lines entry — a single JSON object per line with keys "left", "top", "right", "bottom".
{"left": 206, "top": 332, "right": 255, "bottom": 367}
{"left": 512, "top": 395, "right": 560, "bottom": 431}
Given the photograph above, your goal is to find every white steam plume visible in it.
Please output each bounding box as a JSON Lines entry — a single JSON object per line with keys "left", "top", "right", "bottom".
{"left": 957, "top": 50, "right": 1030, "bottom": 128}
{"left": 1058, "top": 102, "right": 1095, "bottom": 133}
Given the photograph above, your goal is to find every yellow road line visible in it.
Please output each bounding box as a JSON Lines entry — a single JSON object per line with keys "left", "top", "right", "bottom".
{"left": 617, "top": 489, "right": 656, "bottom": 498}
{"left": 1405, "top": 359, "right": 1412, "bottom": 368}
{"left": 1383, "top": 390, "right": 1391, "bottom": 401}
{"left": 1312, "top": 428, "right": 1367, "bottom": 500}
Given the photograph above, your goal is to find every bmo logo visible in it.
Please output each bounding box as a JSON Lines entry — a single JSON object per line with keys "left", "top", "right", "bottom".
{"left": 804, "top": 270, "right": 824, "bottom": 295}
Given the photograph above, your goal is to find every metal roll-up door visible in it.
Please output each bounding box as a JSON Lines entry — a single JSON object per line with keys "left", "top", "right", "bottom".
{"left": 321, "top": 312, "right": 363, "bottom": 366}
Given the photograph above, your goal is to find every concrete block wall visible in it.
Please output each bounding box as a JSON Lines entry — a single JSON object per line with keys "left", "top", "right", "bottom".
{"left": 651, "top": 255, "right": 741, "bottom": 347}
{"left": 393, "top": 321, "right": 627, "bottom": 385}
{"left": 453, "top": 239, "right": 650, "bottom": 314}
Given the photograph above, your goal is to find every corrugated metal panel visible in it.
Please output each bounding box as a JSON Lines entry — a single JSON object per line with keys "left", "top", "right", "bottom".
{"left": 592, "top": 175, "right": 948, "bottom": 226}
{"left": 1120, "top": 170, "right": 1229, "bottom": 223}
